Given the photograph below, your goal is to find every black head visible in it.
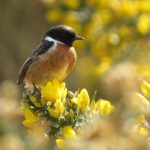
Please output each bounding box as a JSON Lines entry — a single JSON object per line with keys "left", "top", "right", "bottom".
{"left": 44, "top": 25, "right": 84, "bottom": 46}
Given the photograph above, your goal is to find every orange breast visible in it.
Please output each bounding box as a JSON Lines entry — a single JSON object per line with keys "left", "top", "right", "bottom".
{"left": 25, "top": 43, "right": 77, "bottom": 86}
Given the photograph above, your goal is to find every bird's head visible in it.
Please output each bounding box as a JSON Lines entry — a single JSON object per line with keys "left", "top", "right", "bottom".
{"left": 43, "top": 25, "right": 84, "bottom": 46}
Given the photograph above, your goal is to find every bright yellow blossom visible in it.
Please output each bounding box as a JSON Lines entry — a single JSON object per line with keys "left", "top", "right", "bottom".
{"left": 96, "top": 99, "right": 114, "bottom": 116}
{"left": 41, "top": 80, "right": 67, "bottom": 103}
{"left": 136, "top": 14, "right": 150, "bottom": 34}
{"left": 55, "top": 99, "right": 64, "bottom": 114}
{"left": 121, "top": 1, "right": 138, "bottom": 17}
{"left": 138, "top": 1, "right": 150, "bottom": 12}
{"left": 48, "top": 108, "right": 59, "bottom": 118}
{"left": 63, "top": 126, "right": 76, "bottom": 139}
{"left": 77, "top": 89, "right": 90, "bottom": 112}
{"left": 22, "top": 108, "right": 38, "bottom": 127}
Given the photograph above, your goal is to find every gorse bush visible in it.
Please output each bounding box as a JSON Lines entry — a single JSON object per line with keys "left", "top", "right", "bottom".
{"left": 20, "top": 79, "right": 150, "bottom": 149}
{"left": 20, "top": 80, "right": 114, "bottom": 147}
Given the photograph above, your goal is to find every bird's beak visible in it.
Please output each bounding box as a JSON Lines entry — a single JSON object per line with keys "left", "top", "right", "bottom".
{"left": 75, "top": 35, "right": 85, "bottom": 40}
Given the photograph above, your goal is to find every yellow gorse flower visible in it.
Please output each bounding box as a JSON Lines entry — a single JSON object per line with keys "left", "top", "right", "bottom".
{"left": 63, "top": 126, "right": 76, "bottom": 139}
{"left": 77, "top": 89, "right": 90, "bottom": 112}
{"left": 41, "top": 80, "right": 67, "bottom": 103}
{"left": 48, "top": 108, "right": 59, "bottom": 118}
{"left": 47, "top": 99, "right": 64, "bottom": 118}
{"left": 55, "top": 99, "right": 64, "bottom": 114}
{"left": 96, "top": 99, "right": 114, "bottom": 116}
{"left": 22, "top": 107, "right": 38, "bottom": 127}
{"left": 136, "top": 14, "right": 150, "bottom": 34}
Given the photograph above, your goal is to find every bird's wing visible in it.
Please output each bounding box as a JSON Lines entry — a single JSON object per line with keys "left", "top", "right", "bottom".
{"left": 17, "top": 41, "right": 54, "bottom": 84}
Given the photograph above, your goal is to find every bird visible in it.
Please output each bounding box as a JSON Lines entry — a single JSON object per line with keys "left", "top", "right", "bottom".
{"left": 17, "top": 25, "right": 84, "bottom": 89}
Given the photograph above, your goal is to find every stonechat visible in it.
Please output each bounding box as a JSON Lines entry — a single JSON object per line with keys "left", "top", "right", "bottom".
{"left": 17, "top": 25, "right": 84, "bottom": 88}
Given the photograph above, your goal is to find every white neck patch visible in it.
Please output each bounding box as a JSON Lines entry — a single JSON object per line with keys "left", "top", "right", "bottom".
{"left": 44, "top": 36, "right": 64, "bottom": 44}
{"left": 41, "top": 36, "right": 64, "bottom": 55}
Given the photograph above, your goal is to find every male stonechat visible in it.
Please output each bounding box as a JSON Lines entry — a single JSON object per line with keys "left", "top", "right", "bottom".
{"left": 17, "top": 25, "right": 84, "bottom": 88}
